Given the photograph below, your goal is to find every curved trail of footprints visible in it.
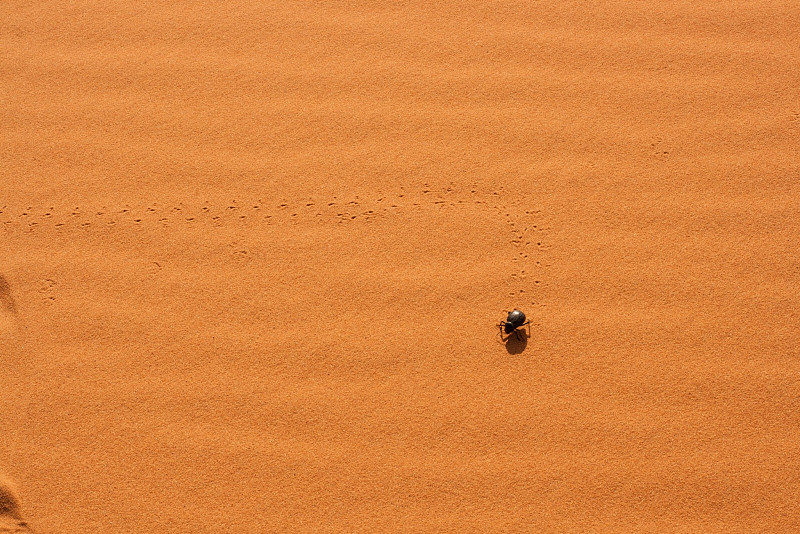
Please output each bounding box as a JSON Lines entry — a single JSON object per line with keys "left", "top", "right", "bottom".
{"left": 2, "top": 186, "right": 549, "bottom": 302}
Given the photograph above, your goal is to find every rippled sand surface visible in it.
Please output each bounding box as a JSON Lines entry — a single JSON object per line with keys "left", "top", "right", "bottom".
{"left": 2, "top": 1, "right": 799, "bottom": 532}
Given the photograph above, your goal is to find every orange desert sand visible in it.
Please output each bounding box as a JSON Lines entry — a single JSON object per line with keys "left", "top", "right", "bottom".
{"left": 1, "top": 1, "right": 799, "bottom": 532}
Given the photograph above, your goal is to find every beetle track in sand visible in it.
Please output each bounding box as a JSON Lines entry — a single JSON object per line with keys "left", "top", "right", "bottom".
{"left": 2, "top": 187, "right": 550, "bottom": 307}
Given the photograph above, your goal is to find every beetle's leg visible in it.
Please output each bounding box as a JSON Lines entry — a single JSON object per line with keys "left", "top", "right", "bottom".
{"left": 496, "top": 328, "right": 508, "bottom": 343}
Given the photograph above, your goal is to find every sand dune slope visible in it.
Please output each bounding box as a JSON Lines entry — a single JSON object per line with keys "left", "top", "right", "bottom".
{"left": 2, "top": 0, "right": 799, "bottom": 532}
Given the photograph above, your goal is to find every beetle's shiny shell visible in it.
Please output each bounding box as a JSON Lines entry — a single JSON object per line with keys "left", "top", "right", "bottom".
{"left": 506, "top": 309, "right": 526, "bottom": 326}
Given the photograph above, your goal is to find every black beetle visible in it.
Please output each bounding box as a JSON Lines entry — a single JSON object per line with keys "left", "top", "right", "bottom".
{"left": 498, "top": 308, "right": 530, "bottom": 340}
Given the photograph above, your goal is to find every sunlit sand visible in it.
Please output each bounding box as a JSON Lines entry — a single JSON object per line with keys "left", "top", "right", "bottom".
{"left": 2, "top": 1, "right": 799, "bottom": 531}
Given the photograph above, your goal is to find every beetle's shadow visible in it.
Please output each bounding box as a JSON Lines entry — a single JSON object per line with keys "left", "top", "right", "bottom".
{"left": 497, "top": 326, "right": 529, "bottom": 355}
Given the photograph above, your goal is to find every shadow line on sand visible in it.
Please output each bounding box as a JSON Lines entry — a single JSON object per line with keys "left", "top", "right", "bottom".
{"left": 0, "top": 276, "right": 17, "bottom": 316}
{"left": 0, "top": 477, "right": 31, "bottom": 532}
